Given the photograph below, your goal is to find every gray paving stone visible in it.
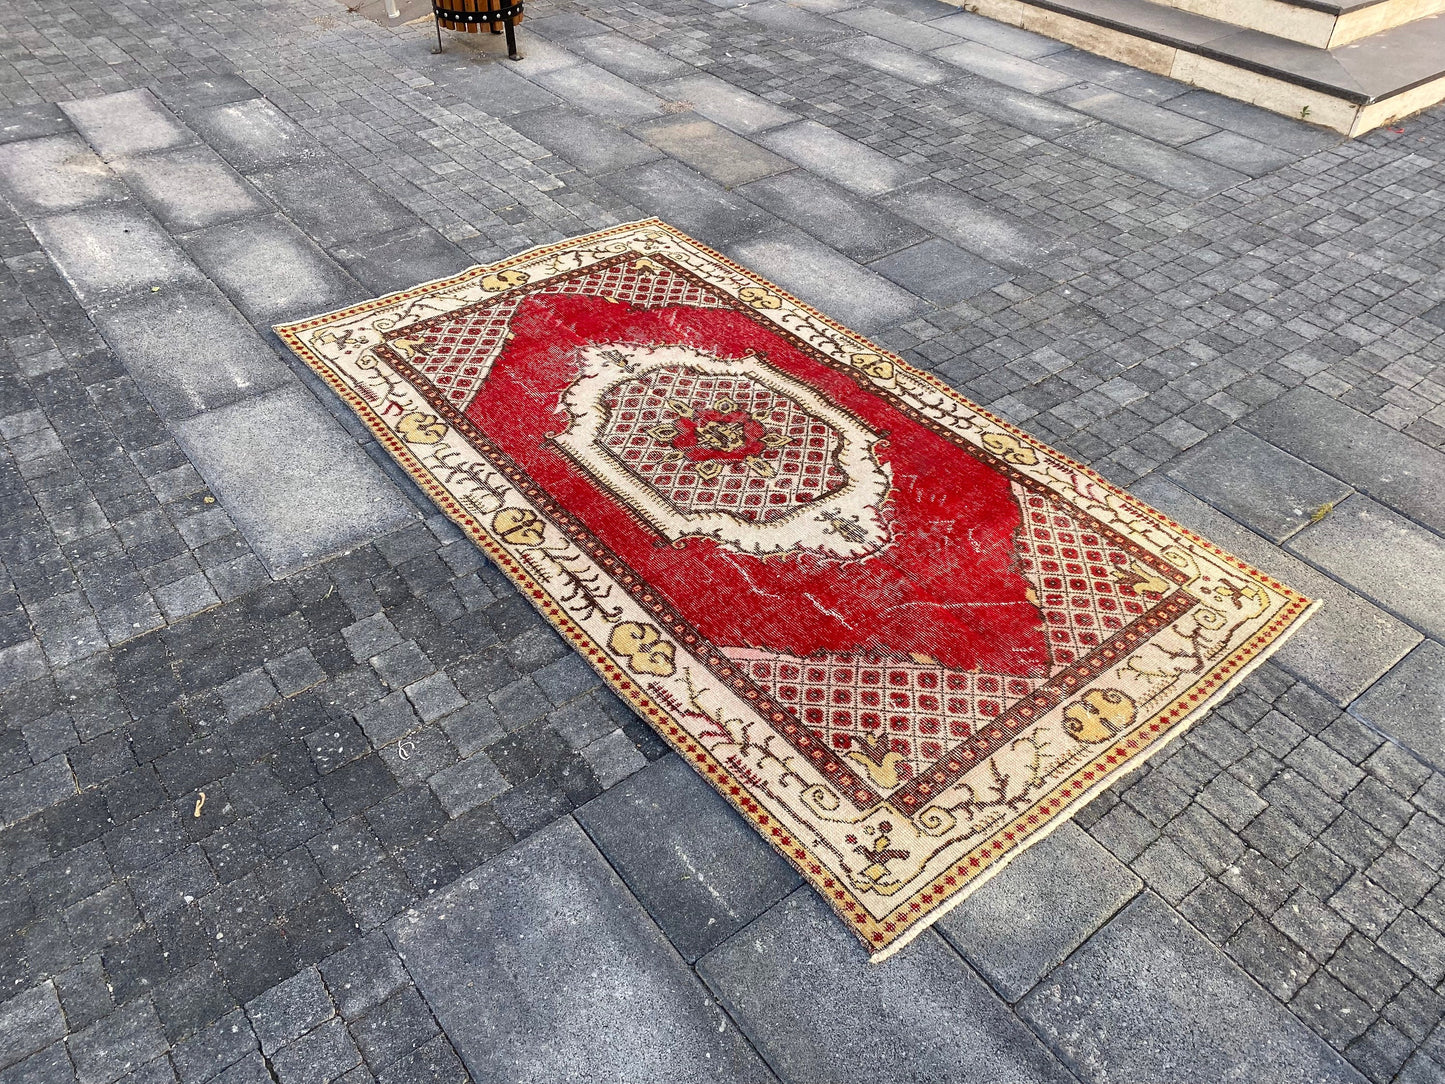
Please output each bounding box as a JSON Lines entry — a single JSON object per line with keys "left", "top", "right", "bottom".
{"left": 528, "top": 62, "right": 668, "bottom": 123}
{"left": 180, "top": 213, "right": 365, "bottom": 325}
{"left": 1162, "top": 89, "right": 1342, "bottom": 155}
{"left": 1164, "top": 427, "right": 1353, "bottom": 543}
{"left": 651, "top": 74, "right": 799, "bottom": 135}
{"left": 567, "top": 33, "right": 691, "bottom": 82}
{"left": 1034, "top": 47, "right": 1189, "bottom": 102}
{"left": 1130, "top": 477, "right": 1419, "bottom": 706}
{"left": 332, "top": 224, "right": 473, "bottom": 296}
{"left": 1056, "top": 125, "right": 1250, "bottom": 198}
{"left": 91, "top": 284, "right": 293, "bottom": 421}
{"left": 428, "top": 63, "right": 562, "bottom": 117}
{"left": 698, "top": 889, "right": 1074, "bottom": 1083}
{"left": 868, "top": 237, "right": 1011, "bottom": 306}
{"left": 1182, "top": 130, "right": 1300, "bottom": 177}
{"left": 755, "top": 119, "right": 919, "bottom": 196}
{"left": 727, "top": 225, "right": 931, "bottom": 334}
{"left": 935, "top": 821, "right": 1141, "bottom": 1002}
{"left": 1351, "top": 641, "right": 1445, "bottom": 770}
{"left": 390, "top": 817, "right": 769, "bottom": 1082}
{"left": 928, "top": 11, "right": 1068, "bottom": 57}
{"left": 882, "top": 178, "right": 1067, "bottom": 272}
{"left": 247, "top": 162, "right": 414, "bottom": 249}
{"left": 578, "top": 729, "right": 645, "bottom": 788}
{"left": 597, "top": 159, "right": 776, "bottom": 246}
{"left": 1049, "top": 84, "right": 1217, "bottom": 146}
{"left": 0, "top": 984, "right": 65, "bottom": 1073}
{"left": 427, "top": 752, "right": 508, "bottom": 817}
{"left": 151, "top": 73, "right": 261, "bottom": 114}
{"left": 171, "top": 387, "right": 416, "bottom": 577}
{"left": 1242, "top": 387, "right": 1445, "bottom": 536}
{"left": 111, "top": 145, "right": 268, "bottom": 232}
{"left": 1018, "top": 892, "right": 1367, "bottom": 1083}
{"left": 736, "top": 169, "right": 928, "bottom": 263}
{"left": 940, "top": 78, "right": 1097, "bottom": 139}
{"left": 836, "top": 5, "right": 958, "bottom": 50}
{"left": 0, "top": 135, "right": 126, "bottom": 215}
{"left": 827, "top": 36, "right": 956, "bottom": 87}
{"left": 1288, "top": 496, "right": 1445, "bottom": 642}
{"left": 0, "top": 1042, "right": 76, "bottom": 1084}
{"left": 69, "top": 1000, "right": 167, "bottom": 1084}
{"left": 574, "top": 754, "right": 800, "bottom": 961}
{"left": 933, "top": 41, "right": 1077, "bottom": 94}
{"left": 61, "top": 90, "right": 194, "bottom": 161}
{"left": 631, "top": 114, "right": 792, "bottom": 188}
{"left": 184, "top": 98, "right": 327, "bottom": 174}
{"left": 246, "top": 967, "right": 333, "bottom": 1055}
{"left": 735, "top": 0, "right": 855, "bottom": 37}
{"left": 505, "top": 108, "right": 660, "bottom": 176}
{"left": 30, "top": 203, "right": 205, "bottom": 303}
{"left": 0, "top": 103, "right": 72, "bottom": 145}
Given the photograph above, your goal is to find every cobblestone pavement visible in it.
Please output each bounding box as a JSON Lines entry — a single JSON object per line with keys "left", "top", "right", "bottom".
{"left": 0, "top": 0, "right": 1442, "bottom": 1080}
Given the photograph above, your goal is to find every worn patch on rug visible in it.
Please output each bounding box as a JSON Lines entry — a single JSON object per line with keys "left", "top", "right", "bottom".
{"left": 276, "top": 220, "right": 1316, "bottom": 959}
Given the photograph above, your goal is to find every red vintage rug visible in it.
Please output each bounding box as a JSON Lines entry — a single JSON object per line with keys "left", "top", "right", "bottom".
{"left": 277, "top": 220, "right": 1316, "bottom": 959}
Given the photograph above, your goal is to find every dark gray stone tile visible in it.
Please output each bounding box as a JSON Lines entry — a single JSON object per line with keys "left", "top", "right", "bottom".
{"left": 755, "top": 119, "right": 919, "bottom": 196}
{"left": 151, "top": 74, "right": 261, "bottom": 114}
{"left": 185, "top": 98, "right": 327, "bottom": 174}
{"left": 651, "top": 74, "right": 798, "bottom": 135}
{"left": 1164, "top": 427, "right": 1352, "bottom": 543}
{"left": 1018, "top": 892, "right": 1367, "bottom": 1084}
{"left": 1162, "top": 89, "right": 1342, "bottom": 155}
{"left": 247, "top": 162, "right": 413, "bottom": 249}
{"left": 1242, "top": 387, "right": 1445, "bottom": 535}
{"left": 505, "top": 108, "right": 660, "bottom": 175}
{"left": 1287, "top": 496, "right": 1445, "bottom": 641}
{"left": 180, "top": 213, "right": 365, "bottom": 325}
{"left": 567, "top": 33, "right": 691, "bottom": 82}
{"left": 0, "top": 135, "right": 126, "bottom": 215}
{"left": 112, "top": 145, "right": 268, "bottom": 232}
{"left": 1049, "top": 84, "right": 1216, "bottom": 146}
{"left": 1057, "top": 125, "right": 1250, "bottom": 199}
{"left": 92, "top": 284, "right": 293, "bottom": 421}
{"left": 882, "top": 178, "right": 1068, "bottom": 273}
{"left": 171, "top": 387, "right": 417, "bottom": 577}
{"left": 698, "top": 889, "right": 1074, "bottom": 1083}
{"left": 61, "top": 90, "right": 195, "bottom": 161}
{"left": 390, "top": 818, "right": 770, "bottom": 1083}
{"left": 31, "top": 204, "right": 205, "bottom": 303}
{"left": 574, "top": 754, "right": 800, "bottom": 961}
{"left": 0, "top": 983, "right": 65, "bottom": 1073}
{"left": 631, "top": 114, "right": 791, "bottom": 188}
{"left": 1036, "top": 47, "right": 1190, "bottom": 103}
{"left": 933, "top": 41, "right": 1077, "bottom": 94}
{"left": 836, "top": 6, "right": 959, "bottom": 50}
{"left": 928, "top": 11, "right": 1068, "bottom": 57}
{"left": 597, "top": 159, "right": 776, "bottom": 246}
{"left": 1183, "top": 130, "right": 1301, "bottom": 177}
{"left": 332, "top": 225, "right": 474, "bottom": 296}
{"left": 867, "top": 237, "right": 1011, "bottom": 306}
{"left": 1130, "top": 477, "right": 1420, "bottom": 705}
{"left": 827, "top": 36, "right": 956, "bottom": 87}
{"left": 523, "top": 11, "right": 610, "bottom": 41}
{"left": 936, "top": 822, "right": 1141, "bottom": 1002}
{"left": 429, "top": 63, "right": 562, "bottom": 117}
{"left": 1350, "top": 641, "right": 1445, "bottom": 770}
{"left": 735, "top": 0, "right": 854, "bottom": 37}
{"left": 737, "top": 170, "right": 929, "bottom": 263}
{"left": 529, "top": 62, "right": 668, "bottom": 123}
{"left": 727, "top": 225, "right": 931, "bottom": 334}
{"left": 941, "top": 78, "right": 1097, "bottom": 139}
{"left": 0, "top": 104, "right": 72, "bottom": 145}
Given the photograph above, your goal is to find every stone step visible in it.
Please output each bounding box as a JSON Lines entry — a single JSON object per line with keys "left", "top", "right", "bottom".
{"left": 1148, "top": 0, "right": 1444, "bottom": 48}
{"left": 949, "top": 0, "right": 1445, "bottom": 134}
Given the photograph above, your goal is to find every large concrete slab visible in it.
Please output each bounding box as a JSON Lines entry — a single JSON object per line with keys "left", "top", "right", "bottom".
{"left": 567, "top": 33, "right": 692, "bottom": 82}
{"left": 0, "top": 135, "right": 126, "bottom": 215}
{"left": 247, "top": 161, "right": 415, "bottom": 248}
{"left": 181, "top": 213, "right": 365, "bottom": 325}
{"left": 727, "top": 225, "right": 931, "bottom": 334}
{"left": 1242, "top": 387, "right": 1445, "bottom": 535}
{"left": 171, "top": 386, "right": 417, "bottom": 576}
{"left": 737, "top": 170, "right": 930, "bottom": 263}
{"left": 30, "top": 204, "right": 205, "bottom": 303}
{"left": 1049, "top": 84, "right": 1217, "bottom": 147}
{"left": 1287, "top": 496, "right": 1445, "bottom": 642}
{"left": 632, "top": 115, "right": 792, "bottom": 188}
{"left": 651, "top": 74, "right": 799, "bottom": 135}
{"left": 1057, "top": 126, "right": 1250, "bottom": 199}
{"left": 1349, "top": 640, "right": 1445, "bottom": 770}
{"left": 1018, "top": 892, "right": 1367, "bottom": 1084}
{"left": 1130, "top": 477, "right": 1419, "bottom": 705}
{"left": 936, "top": 822, "right": 1141, "bottom": 1002}
{"left": 529, "top": 62, "right": 669, "bottom": 123}
{"left": 112, "top": 144, "right": 269, "bottom": 232}
{"left": 940, "top": 78, "right": 1097, "bottom": 140}
{"left": 698, "top": 890, "right": 1075, "bottom": 1084}
{"left": 185, "top": 98, "right": 328, "bottom": 174}
{"left": 91, "top": 284, "right": 294, "bottom": 421}
{"left": 598, "top": 159, "right": 777, "bottom": 246}
{"left": 390, "top": 817, "right": 771, "bottom": 1083}
{"left": 868, "top": 237, "right": 1011, "bottom": 306}
{"left": 933, "top": 41, "right": 1077, "bottom": 94}
{"left": 882, "top": 178, "right": 1068, "bottom": 273}
{"left": 1164, "top": 427, "right": 1352, "bottom": 543}
{"left": 333, "top": 224, "right": 474, "bottom": 296}
{"left": 755, "top": 120, "right": 919, "bottom": 196}
{"left": 574, "top": 754, "right": 800, "bottom": 961}
{"left": 0, "top": 103, "right": 72, "bottom": 145}
{"left": 506, "top": 108, "right": 661, "bottom": 176}
{"left": 61, "top": 89, "right": 194, "bottom": 161}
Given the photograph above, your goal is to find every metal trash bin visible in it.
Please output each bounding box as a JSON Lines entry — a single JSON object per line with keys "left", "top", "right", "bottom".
{"left": 432, "top": 0, "right": 524, "bottom": 61}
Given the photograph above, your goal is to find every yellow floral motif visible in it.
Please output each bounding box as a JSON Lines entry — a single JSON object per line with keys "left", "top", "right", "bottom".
{"left": 738, "top": 286, "right": 781, "bottom": 309}
{"left": 608, "top": 622, "right": 676, "bottom": 677}
{"left": 481, "top": 269, "right": 529, "bottom": 291}
{"left": 492, "top": 507, "right": 546, "bottom": 546}
{"left": 981, "top": 432, "right": 1039, "bottom": 466}
{"left": 850, "top": 352, "right": 896, "bottom": 383}
{"left": 396, "top": 412, "right": 446, "bottom": 444}
{"left": 1063, "top": 689, "right": 1136, "bottom": 744}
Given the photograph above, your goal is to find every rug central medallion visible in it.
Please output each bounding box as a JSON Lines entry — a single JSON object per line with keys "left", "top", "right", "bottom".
{"left": 276, "top": 220, "right": 1316, "bottom": 960}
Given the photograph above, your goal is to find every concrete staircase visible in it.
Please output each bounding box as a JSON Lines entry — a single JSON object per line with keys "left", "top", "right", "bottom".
{"left": 950, "top": 0, "right": 1445, "bottom": 134}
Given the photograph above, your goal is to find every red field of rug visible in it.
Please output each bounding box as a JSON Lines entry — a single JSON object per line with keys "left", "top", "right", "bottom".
{"left": 277, "top": 220, "right": 1315, "bottom": 958}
